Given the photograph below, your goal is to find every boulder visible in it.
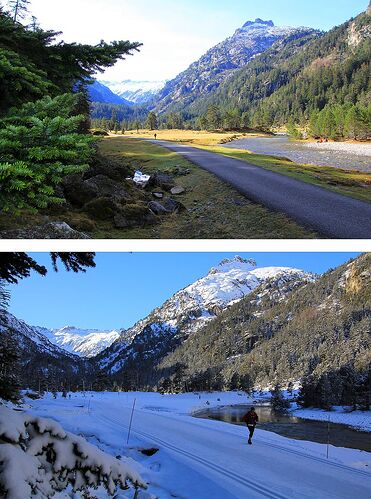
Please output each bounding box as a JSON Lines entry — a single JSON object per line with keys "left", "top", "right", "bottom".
{"left": 83, "top": 175, "right": 130, "bottom": 202}
{"left": 170, "top": 186, "right": 185, "bottom": 195}
{"left": 63, "top": 172, "right": 132, "bottom": 207}
{"left": 148, "top": 201, "right": 169, "bottom": 215}
{"left": 113, "top": 213, "right": 129, "bottom": 229}
{"left": 83, "top": 197, "right": 118, "bottom": 220}
{"left": 163, "top": 198, "right": 186, "bottom": 213}
{"left": 116, "top": 203, "right": 158, "bottom": 228}
{"left": 152, "top": 192, "right": 164, "bottom": 199}
{"left": 148, "top": 172, "right": 175, "bottom": 191}
{"left": 0, "top": 222, "right": 91, "bottom": 239}
{"left": 62, "top": 174, "right": 96, "bottom": 207}
{"left": 84, "top": 154, "right": 132, "bottom": 181}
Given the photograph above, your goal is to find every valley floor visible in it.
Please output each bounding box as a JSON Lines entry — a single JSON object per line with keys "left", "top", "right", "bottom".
{"left": 24, "top": 391, "right": 371, "bottom": 499}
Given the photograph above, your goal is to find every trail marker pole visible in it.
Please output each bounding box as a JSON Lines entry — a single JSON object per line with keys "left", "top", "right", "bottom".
{"left": 127, "top": 398, "right": 136, "bottom": 445}
{"left": 326, "top": 414, "right": 330, "bottom": 459}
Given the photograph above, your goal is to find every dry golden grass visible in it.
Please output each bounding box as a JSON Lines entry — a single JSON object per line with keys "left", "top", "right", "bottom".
{"left": 123, "top": 129, "right": 266, "bottom": 146}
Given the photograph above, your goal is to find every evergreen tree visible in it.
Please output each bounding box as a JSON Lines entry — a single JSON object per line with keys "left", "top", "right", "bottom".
{"left": 0, "top": 93, "right": 95, "bottom": 212}
{"left": 270, "top": 384, "right": 290, "bottom": 412}
{"left": 8, "top": 0, "right": 30, "bottom": 22}
{"left": 134, "top": 119, "right": 141, "bottom": 132}
{"left": 223, "top": 109, "right": 241, "bottom": 130}
{"left": 0, "top": 328, "right": 21, "bottom": 401}
{"left": 0, "top": 252, "right": 95, "bottom": 284}
{"left": 146, "top": 112, "right": 158, "bottom": 130}
{"left": 206, "top": 105, "right": 222, "bottom": 130}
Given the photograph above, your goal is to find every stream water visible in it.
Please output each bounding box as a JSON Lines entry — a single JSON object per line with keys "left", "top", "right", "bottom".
{"left": 194, "top": 404, "right": 371, "bottom": 452}
{"left": 222, "top": 135, "right": 371, "bottom": 172}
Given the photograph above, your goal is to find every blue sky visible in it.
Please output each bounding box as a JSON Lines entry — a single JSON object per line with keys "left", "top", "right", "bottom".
{"left": 7, "top": 253, "right": 360, "bottom": 331}
{"left": 15, "top": 0, "right": 368, "bottom": 80}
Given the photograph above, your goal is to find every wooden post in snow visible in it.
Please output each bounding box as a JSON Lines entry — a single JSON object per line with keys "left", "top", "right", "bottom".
{"left": 326, "top": 414, "right": 330, "bottom": 459}
{"left": 127, "top": 398, "right": 137, "bottom": 445}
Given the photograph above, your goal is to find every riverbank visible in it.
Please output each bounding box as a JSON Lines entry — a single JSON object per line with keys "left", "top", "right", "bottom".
{"left": 223, "top": 135, "right": 371, "bottom": 173}
{"left": 292, "top": 406, "right": 371, "bottom": 433}
{"left": 303, "top": 140, "right": 371, "bottom": 157}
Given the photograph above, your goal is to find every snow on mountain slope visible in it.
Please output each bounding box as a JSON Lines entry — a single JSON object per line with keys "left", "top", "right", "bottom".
{"left": 100, "top": 80, "right": 165, "bottom": 104}
{"left": 99, "top": 256, "right": 315, "bottom": 372}
{"left": 0, "top": 311, "right": 78, "bottom": 360}
{"left": 46, "top": 327, "right": 120, "bottom": 358}
{"left": 0, "top": 312, "right": 119, "bottom": 359}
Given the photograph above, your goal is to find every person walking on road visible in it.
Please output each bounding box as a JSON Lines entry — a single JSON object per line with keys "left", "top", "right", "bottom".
{"left": 242, "top": 407, "right": 259, "bottom": 445}
{"left": 154, "top": 133, "right": 157, "bottom": 140}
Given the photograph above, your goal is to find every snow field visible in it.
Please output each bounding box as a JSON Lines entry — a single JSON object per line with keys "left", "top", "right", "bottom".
{"left": 20, "top": 391, "right": 371, "bottom": 499}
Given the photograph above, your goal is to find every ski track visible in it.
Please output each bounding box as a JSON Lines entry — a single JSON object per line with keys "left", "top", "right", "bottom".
{"left": 95, "top": 412, "right": 285, "bottom": 499}
{"left": 94, "top": 407, "right": 370, "bottom": 499}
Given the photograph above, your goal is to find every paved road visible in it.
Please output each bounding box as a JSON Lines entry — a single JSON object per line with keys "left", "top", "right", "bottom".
{"left": 151, "top": 140, "right": 371, "bottom": 239}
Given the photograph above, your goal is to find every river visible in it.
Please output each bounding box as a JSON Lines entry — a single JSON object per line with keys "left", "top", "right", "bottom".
{"left": 194, "top": 404, "right": 371, "bottom": 452}
{"left": 222, "top": 135, "right": 371, "bottom": 173}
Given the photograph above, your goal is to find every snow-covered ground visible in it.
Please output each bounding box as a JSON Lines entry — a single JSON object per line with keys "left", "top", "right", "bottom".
{"left": 292, "top": 406, "right": 371, "bottom": 432}
{"left": 22, "top": 391, "right": 371, "bottom": 499}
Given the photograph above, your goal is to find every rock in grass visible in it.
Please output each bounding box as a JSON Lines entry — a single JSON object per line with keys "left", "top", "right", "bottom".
{"left": 163, "top": 198, "right": 186, "bottom": 213}
{"left": 0, "top": 222, "right": 91, "bottom": 239}
{"left": 152, "top": 192, "right": 164, "bottom": 199}
{"left": 115, "top": 204, "right": 159, "bottom": 228}
{"left": 170, "top": 186, "right": 185, "bottom": 195}
{"left": 63, "top": 174, "right": 131, "bottom": 206}
{"left": 148, "top": 201, "right": 169, "bottom": 215}
{"left": 149, "top": 172, "right": 175, "bottom": 191}
{"left": 83, "top": 197, "right": 118, "bottom": 220}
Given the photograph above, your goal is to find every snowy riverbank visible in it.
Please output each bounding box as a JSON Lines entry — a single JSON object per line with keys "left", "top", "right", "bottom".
{"left": 16, "top": 391, "right": 371, "bottom": 498}
{"left": 292, "top": 406, "right": 371, "bottom": 432}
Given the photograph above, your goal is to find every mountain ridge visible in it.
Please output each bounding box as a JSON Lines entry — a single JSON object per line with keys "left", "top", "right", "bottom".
{"left": 152, "top": 19, "right": 319, "bottom": 114}
{"left": 96, "top": 257, "right": 315, "bottom": 377}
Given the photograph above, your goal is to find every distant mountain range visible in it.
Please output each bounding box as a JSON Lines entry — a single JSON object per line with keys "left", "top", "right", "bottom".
{"left": 100, "top": 80, "right": 166, "bottom": 104}
{"left": 1, "top": 254, "right": 369, "bottom": 393}
{"left": 89, "top": 8, "right": 370, "bottom": 132}
{"left": 88, "top": 81, "right": 132, "bottom": 106}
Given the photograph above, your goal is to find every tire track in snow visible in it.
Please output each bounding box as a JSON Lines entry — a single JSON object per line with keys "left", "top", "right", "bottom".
{"left": 95, "top": 411, "right": 287, "bottom": 499}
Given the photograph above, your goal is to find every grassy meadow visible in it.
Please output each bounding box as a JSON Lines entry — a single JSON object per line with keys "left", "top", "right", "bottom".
{"left": 97, "top": 136, "right": 316, "bottom": 239}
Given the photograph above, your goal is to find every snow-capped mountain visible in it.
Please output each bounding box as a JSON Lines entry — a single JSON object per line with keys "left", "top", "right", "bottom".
{"left": 0, "top": 311, "right": 119, "bottom": 359}
{"left": 88, "top": 81, "right": 132, "bottom": 106}
{"left": 45, "top": 326, "right": 120, "bottom": 358}
{"left": 100, "top": 80, "right": 166, "bottom": 104}
{"left": 154, "top": 19, "right": 316, "bottom": 113}
{"left": 0, "top": 311, "right": 79, "bottom": 360}
{"left": 98, "top": 257, "right": 315, "bottom": 373}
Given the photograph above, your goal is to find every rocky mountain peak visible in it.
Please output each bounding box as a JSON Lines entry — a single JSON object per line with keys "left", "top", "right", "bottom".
{"left": 210, "top": 256, "right": 257, "bottom": 274}
{"left": 242, "top": 19, "right": 275, "bottom": 29}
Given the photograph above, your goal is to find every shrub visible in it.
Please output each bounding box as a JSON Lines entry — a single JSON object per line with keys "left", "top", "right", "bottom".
{"left": 0, "top": 93, "right": 94, "bottom": 213}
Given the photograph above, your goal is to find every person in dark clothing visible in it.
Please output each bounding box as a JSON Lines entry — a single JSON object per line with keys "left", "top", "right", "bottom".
{"left": 154, "top": 133, "right": 157, "bottom": 139}
{"left": 242, "top": 406, "right": 259, "bottom": 444}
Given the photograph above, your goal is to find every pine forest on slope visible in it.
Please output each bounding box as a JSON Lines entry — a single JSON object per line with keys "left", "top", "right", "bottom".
{"left": 1, "top": 255, "right": 370, "bottom": 408}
